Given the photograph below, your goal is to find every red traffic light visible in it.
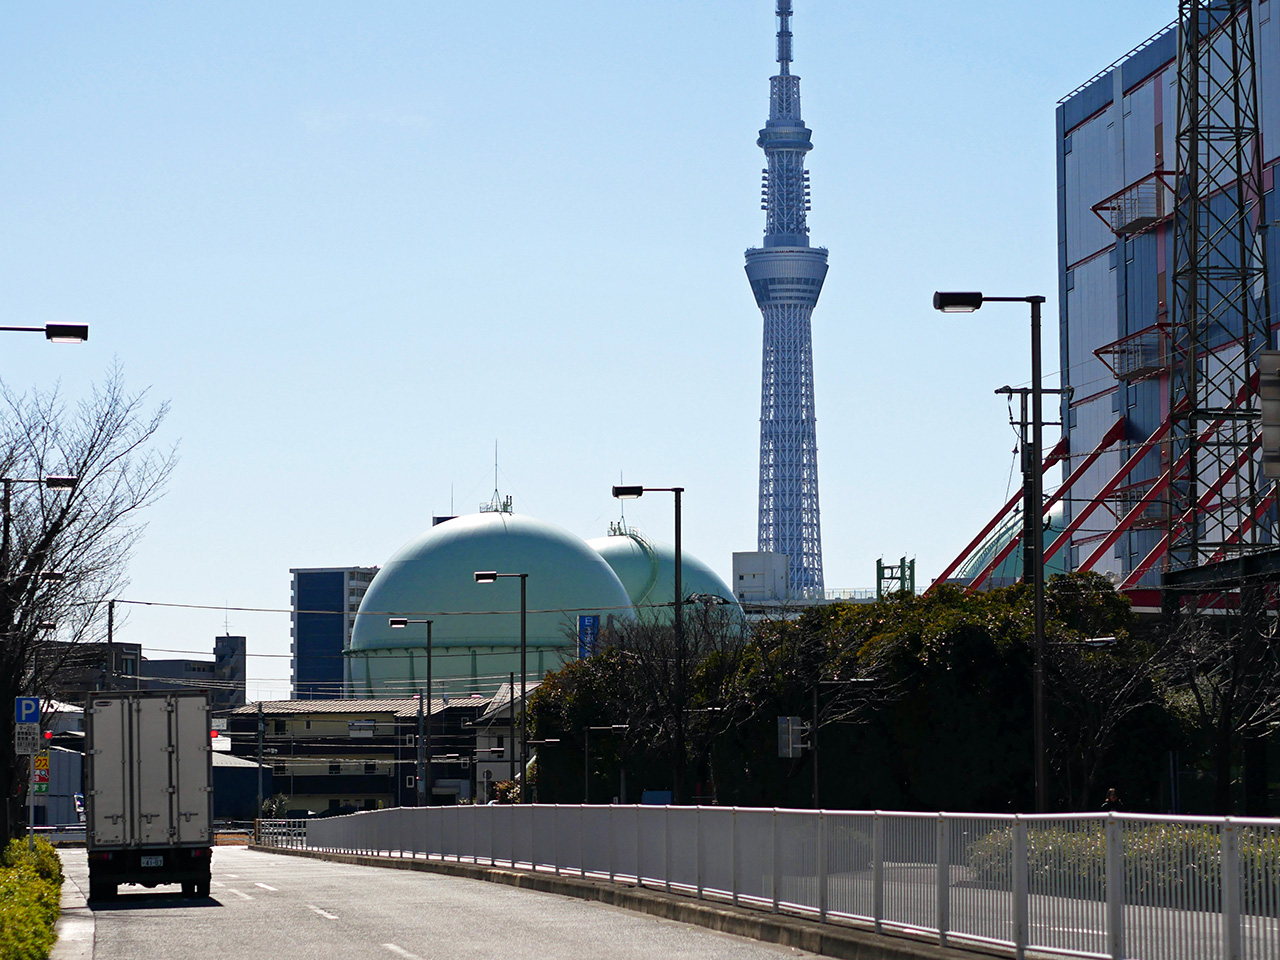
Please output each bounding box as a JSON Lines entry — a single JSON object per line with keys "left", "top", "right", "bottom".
{"left": 210, "top": 730, "right": 219, "bottom": 738}
{"left": 43, "top": 731, "right": 52, "bottom": 739}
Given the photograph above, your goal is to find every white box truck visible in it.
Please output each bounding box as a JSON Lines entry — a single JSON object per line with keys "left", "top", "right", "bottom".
{"left": 85, "top": 690, "right": 213, "bottom": 899}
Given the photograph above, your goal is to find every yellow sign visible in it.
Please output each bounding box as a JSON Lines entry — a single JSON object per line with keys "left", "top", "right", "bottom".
{"left": 33, "top": 753, "right": 49, "bottom": 770}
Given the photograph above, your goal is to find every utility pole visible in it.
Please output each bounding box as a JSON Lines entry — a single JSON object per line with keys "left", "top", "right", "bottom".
{"left": 508, "top": 671, "right": 516, "bottom": 792}
{"left": 416, "top": 695, "right": 425, "bottom": 806}
{"left": 812, "top": 683, "right": 819, "bottom": 808}
{"left": 256, "top": 702, "right": 264, "bottom": 818}
{"left": 106, "top": 599, "right": 114, "bottom": 690}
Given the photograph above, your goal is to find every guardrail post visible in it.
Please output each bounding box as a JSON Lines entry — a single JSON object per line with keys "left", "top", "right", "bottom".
{"left": 772, "top": 808, "right": 781, "bottom": 913}
{"left": 872, "top": 813, "right": 884, "bottom": 933}
{"left": 936, "top": 815, "right": 950, "bottom": 947}
{"left": 696, "top": 807, "right": 704, "bottom": 899}
{"left": 1013, "top": 817, "right": 1028, "bottom": 960}
{"left": 817, "top": 811, "right": 828, "bottom": 922}
{"left": 636, "top": 805, "right": 643, "bottom": 886}
{"left": 553, "top": 805, "right": 561, "bottom": 875}
{"left": 1221, "top": 819, "right": 1241, "bottom": 960}
{"left": 1105, "top": 815, "right": 1124, "bottom": 960}
{"left": 664, "top": 805, "right": 671, "bottom": 894}
{"left": 731, "top": 808, "right": 739, "bottom": 906}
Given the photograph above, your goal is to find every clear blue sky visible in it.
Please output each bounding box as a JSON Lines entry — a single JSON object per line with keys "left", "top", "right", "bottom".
{"left": 1, "top": 1, "right": 1172, "bottom": 698}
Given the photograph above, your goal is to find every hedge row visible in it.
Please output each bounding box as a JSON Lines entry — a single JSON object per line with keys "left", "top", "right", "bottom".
{"left": 965, "top": 821, "right": 1280, "bottom": 910}
{"left": 0, "top": 838, "right": 63, "bottom": 960}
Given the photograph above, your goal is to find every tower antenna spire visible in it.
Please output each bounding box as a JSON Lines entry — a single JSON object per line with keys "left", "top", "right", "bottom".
{"left": 776, "top": 0, "right": 792, "bottom": 75}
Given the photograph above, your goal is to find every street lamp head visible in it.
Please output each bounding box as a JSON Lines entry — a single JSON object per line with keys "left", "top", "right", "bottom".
{"left": 474, "top": 571, "right": 498, "bottom": 583}
{"left": 44, "top": 324, "right": 89, "bottom": 344}
{"left": 43, "top": 476, "right": 78, "bottom": 490}
{"left": 611, "top": 485, "right": 644, "bottom": 500}
{"left": 933, "top": 291, "right": 984, "bottom": 313}
{"left": 39, "top": 571, "right": 66, "bottom": 582}
{"left": 388, "top": 618, "right": 408, "bottom": 628}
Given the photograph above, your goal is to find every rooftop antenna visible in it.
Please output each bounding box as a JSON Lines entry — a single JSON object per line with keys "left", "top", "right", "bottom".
{"left": 609, "top": 471, "right": 632, "bottom": 537}
{"left": 223, "top": 602, "right": 231, "bottom": 636}
{"left": 480, "top": 439, "right": 512, "bottom": 514}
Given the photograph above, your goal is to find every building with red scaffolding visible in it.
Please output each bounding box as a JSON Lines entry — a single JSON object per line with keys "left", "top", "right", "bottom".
{"left": 940, "top": 9, "right": 1280, "bottom": 611}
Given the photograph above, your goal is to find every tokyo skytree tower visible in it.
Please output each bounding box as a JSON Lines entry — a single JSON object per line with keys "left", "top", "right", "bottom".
{"left": 745, "top": 0, "right": 828, "bottom": 596}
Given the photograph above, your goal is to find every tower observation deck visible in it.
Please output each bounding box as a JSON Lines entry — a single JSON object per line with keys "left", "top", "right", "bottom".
{"left": 745, "top": 0, "right": 827, "bottom": 596}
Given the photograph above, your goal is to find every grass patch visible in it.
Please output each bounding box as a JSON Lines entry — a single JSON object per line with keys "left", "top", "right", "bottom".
{"left": 0, "top": 837, "right": 64, "bottom": 960}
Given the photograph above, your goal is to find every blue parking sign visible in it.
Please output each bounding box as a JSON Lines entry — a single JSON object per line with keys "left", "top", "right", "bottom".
{"left": 14, "top": 698, "right": 40, "bottom": 724}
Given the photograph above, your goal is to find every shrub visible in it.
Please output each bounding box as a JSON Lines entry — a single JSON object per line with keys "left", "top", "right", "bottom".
{"left": 964, "top": 820, "right": 1279, "bottom": 912}
{"left": 0, "top": 838, "right": 64, "bottom": 960}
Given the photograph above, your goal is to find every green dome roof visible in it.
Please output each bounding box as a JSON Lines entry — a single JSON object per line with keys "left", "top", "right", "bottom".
{"left": 585, "top": 530, "right": 742, "bottom": 620}
{"left": 956, "top": 510, "right": 1069, "bottom": 584}
{"left": 347, "top": 512, "right": 634, "bottom": 695}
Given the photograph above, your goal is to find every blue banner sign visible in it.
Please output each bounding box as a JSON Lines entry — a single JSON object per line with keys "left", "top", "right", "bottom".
{"left": 577, "top": 615, "right": 600, "bottom": 659}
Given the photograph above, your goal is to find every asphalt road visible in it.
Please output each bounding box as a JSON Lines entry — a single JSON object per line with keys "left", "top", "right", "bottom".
{"left": 59, "top": 847, "right": 817, "bottom": 960}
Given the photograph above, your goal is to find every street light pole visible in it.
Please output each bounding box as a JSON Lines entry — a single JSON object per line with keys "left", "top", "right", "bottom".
{"left": 474, "top": 572, "right": 529, "bottom": 801}
{"left": 1, "top": 475, "right": 78, "bottom": 575}
{"left": 520, "top": 573, "right": 527, "bottom": 802}
{"left": 389, "top": 617, "right": 434, "bottom": 805}
{"left": 0, "top": 324, "right": 88, "bottom": 343}
{"left": 612, "top": 484, "right": 686, "bottom": 800}
{"left": 934, "top": 291, "right": 1049, "bottom": 813}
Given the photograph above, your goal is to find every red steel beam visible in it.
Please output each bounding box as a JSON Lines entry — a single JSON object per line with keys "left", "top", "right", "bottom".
{"left": 1037, "top": 419, "right": 1170, "bottom": 567}
{"left": 1084, "top": 378, "right": 1257, "bottom": 580}
{"left": 960, "top": 422, "right": 1123, "bottom": 593}
{"left": 1114, "top": 440, "right": 1259, "bottom": 586}
{"left": 928, "top": 436, "right": 1069, "bottom": 593}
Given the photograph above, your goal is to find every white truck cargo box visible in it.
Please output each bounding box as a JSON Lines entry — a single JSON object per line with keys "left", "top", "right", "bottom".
{"left": 86, "top": 691, "right": 213, "bottom": 898}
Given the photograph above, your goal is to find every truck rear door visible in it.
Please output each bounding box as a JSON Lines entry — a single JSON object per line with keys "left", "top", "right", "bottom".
{"left": 89, "top": 698, "right": 130, "bottom": 847}
{"left": 173, "top": 695, "right": 212, "bottom": 845}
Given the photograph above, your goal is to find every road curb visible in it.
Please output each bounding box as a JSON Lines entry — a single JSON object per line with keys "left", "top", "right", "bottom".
{"left": 251, "top": 845, "right": 997, "bottom": 960}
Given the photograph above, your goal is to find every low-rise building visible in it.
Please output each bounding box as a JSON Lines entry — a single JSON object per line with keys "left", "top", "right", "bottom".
{"left": 225, "top": 696, "right": 492, "bottom": 815}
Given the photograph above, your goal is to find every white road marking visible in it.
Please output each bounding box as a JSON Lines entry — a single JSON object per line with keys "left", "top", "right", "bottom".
{"left": 382, "top": 945, "right": 420, "bottom": 960}
{"left": 254, "top": 883, "right": 278, "bottom": 891}
{"left": 226, "top": 888, "right": 254, "bottom": 900}
{"left": 211, "top": 881, "right": 226, "bottom": 888}
{"left": 223, "top": 874, "right": 239, "bottom": 878}
{"left": 307, "top": 905, "right": 339, "bottom": 920}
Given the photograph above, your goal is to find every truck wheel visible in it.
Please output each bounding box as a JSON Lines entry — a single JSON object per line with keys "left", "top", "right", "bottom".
{"left": 196, "top": 876, "right": 210, "bottom": 897}
{"left": 182, "top": 881, "right": 195, "bottom": 897}
{"left": 89, "top": 882, "right": 116, "bottom": 902}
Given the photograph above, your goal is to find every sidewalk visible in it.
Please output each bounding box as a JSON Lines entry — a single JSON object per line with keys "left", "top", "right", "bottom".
{"left": 51, "top": 849, "right": 94, "bottom": 960}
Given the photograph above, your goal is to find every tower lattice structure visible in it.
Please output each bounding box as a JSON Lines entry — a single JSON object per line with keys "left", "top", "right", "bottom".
{"left": 1168, "top": 0, "right": 1274, "bottom": 573}
{"left": 745, "top": 0, "right": 828, "bottom": 597}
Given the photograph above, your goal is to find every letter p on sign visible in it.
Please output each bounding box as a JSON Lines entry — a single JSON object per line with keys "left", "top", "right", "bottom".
{"left": 14, "top": 698, "right": 40, "bottom": 724}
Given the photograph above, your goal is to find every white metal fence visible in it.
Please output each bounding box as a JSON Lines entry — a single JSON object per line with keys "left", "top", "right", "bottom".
{"left": 260, "top": 806, "right": 1280, "bottom": 960}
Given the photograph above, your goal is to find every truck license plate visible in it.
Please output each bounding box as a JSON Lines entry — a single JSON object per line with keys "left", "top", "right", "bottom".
{"left": 141, "top": 855, "right": 163, "bottom": 867}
